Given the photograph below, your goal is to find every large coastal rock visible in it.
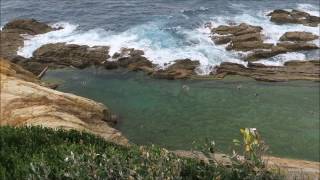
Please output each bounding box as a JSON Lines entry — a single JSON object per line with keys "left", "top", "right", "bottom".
{"left": 212, "top": 60, "right": 320, "bottom": 81}
{"left": 0, "top": 19, "right": 56, "bottom": 60}
{"left": 268, "top": 9, "right": 320, "bottom": 27}
{"left": 32, "top": 43, "right": 110, "bottom": 68}
{"left": 211, "top": 23, "right": 262, "bottom": 36}
{"left": 226, "top": 41, "right": 273, "bottom": 52}
{"left": 152, "top": 59, "right": 200, "bottom": 79}
{"left": 104, "top": 48, "right": 154, "bottom": 73}
{"left": 279, "top": 31, "right": 319, "bottom": 42}
{"left": 211, "top": 23, "right": 273, "bottom": 52}
{"left": 0, "top": 59, "right": 128, "bottom": 145}
{"left": 2, "top": 19, "right": 54, "bottom": 35}
{"left": 246, "top": 42, "right": 319, "bottom": 61}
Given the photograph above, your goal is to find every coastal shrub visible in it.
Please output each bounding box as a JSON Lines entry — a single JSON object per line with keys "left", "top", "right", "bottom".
{"left": 0, "top": 126, "right": 283, "bottom": 179}
{"left": 196, "top": 128, "right": 282, "bottom": 180}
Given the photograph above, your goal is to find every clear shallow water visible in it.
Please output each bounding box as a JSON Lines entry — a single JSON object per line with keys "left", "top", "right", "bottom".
{"left": 44, "top": 68, "right": 320, "bottom": 161}
{"left": 1, "top": 0, "right": 320, "bottom": 74}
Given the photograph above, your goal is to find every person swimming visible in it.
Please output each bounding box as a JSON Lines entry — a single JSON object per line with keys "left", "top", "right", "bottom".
{"left": 182, "top": 84, "right": 190, "bottom": 92}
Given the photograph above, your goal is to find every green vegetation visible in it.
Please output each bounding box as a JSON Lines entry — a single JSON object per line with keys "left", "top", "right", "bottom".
{"left": 0, "top": 126, "right": 283, "bottom": 179}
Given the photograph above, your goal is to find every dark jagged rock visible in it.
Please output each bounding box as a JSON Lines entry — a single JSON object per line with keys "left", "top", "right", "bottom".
{"left": 245, "top": 47, "right": 287, "bottom": 61}
{"left": 279, "top": 32, "right": 319, "bottom": 42}
{"left": 0, "top": 19, "right": 56, "bottom": 60}
{"left": 32, "top": 43, "right": 110, "bottom": 68}
{"left": 152, "top": 59, "right": 200, "bottom": 80}
{"left": 210, "top": 23, "right": 269, "bottom": 52}
{"left": 277, "top": 42, "right": 319, "bottom": 51}
{"left": 104, "top": 48, "right": 154, "bottom": 72}
{"left": 231, "top": 32, "right": 262, "bottom": 43}
{"left": 268, "top": 9, "right": 320, "bottom": 27}
{"left": 0, "top": 30, "right": 24, "bottom": 59}
{"left": 211, "top": 35, "right": 232, "bottom": 45}
{"left": 211, "top": 23, "right": 262, "bottom": 36}
{"left": 245, "top": 42, "right": 319, "bottom": 61}
{"left": 2, "top": 19, "right": 54, "bottom": 35}
{"left": 226, "top": 41, "right": 273, "bottom": 51}
{"left": 212, "top": 60, "right": 320, "bottom": 81}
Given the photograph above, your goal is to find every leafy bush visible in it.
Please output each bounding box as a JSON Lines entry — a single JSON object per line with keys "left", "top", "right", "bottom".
{"left": 0, "top": 126, "right": 283, "bottom": 179}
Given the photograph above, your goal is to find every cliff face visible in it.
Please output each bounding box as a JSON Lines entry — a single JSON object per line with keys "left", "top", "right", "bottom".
{"left": 0, "top": 58, "right": 128, "bottom": 145}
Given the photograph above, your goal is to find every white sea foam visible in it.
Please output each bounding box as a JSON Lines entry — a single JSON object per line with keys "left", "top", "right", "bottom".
{"left": 256, "top": 52, "right": 307, "bottom": 66}
{"left": 17, "top": 2, "right": 319, "bottom": 75}
{"left": 18, "top": 21, "right": 241, "bottom": 74}
{"left": 297, "top": 3, "right": 320, "bottom": 16}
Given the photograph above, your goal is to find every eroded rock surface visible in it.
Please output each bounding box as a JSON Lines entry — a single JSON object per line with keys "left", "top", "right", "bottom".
{"left": 104, "top": 48, "right": 154, "bottom": 73}
{"left": 211, "top": 23, "right": 274, "bottom": 52}
{"left": 246, "top": 42, "right": 319, "bottom": 61}
{"left": 153, "top": 59, "right": 200, "bottom": 79}
{"left": 0, "top": 59, "right": 128, "bottom": 145}
{"left": 0, "top": 19, "right": 56, "bottom": 60}
{"left": 212, "top": 60, "right": 320, "bottom": 81}
{"left": 32, "top": 43, "right": 110, "bottom": 68}
{"left": 268, "top": 9, "right": 320, "bottom": 27}
{"left": 279, "top": 31, "right": 319, "bottom": 42}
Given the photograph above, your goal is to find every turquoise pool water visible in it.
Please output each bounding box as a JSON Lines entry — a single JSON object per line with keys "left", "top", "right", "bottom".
{"left": 44, "top": 68, "right": 320, "bottom": 161}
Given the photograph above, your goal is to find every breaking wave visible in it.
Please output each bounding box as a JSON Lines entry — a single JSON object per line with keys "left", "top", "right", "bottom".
{"left": 17, "top": 2, "right": 319, "bottom": 74}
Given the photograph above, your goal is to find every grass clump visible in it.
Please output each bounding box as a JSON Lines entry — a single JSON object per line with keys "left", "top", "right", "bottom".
{"left": 0, "top": 126, "right": 282, "bottom": 179}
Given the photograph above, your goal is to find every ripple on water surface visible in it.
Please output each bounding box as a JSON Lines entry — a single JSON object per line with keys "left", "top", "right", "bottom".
{"left": 43, "top": 68, "right": 320, "bottom": 161}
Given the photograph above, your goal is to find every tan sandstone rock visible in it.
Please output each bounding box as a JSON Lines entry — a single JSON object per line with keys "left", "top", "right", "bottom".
{"left": 0, "top": 59, "right": 128, "bottom": 145}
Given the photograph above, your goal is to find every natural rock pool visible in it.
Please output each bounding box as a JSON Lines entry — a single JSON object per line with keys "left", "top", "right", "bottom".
{"left": 44, "top": 68, "right": 319, "bottom": 161}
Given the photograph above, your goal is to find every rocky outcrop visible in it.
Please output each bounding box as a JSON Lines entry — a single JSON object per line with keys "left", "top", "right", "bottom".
{"left": 209, "top": 12, "right": 319, "bottom": 60}
{"left": 211, "top": 23, "right": 274, "bottom": 52}
{"left": 268, "top": 9, "right": 320, "bottom": 27}
{"left": 211, "top": 60, "right": 320, "bottom": 81}
{"left": 226, "top": 41, "right": 273, "bottom": 52}
{"left": 211, "top": 23, "right": 262, "bottom": 36}
{"left": 28, "top": 44, "right": 200, "bottom": 80}
{"left": 0, "top": 59, "right": 128, "bottom": 145}
{"left": 2, "top": 19, "right": 54, "bottom": 35}
{"left": 152, "top": 59, "right": 200, "bottom": 79}
{"left": 32, "top": 43, "right": 110, "bottom": 68}
{"left": 246, "top": 42, "right": 319, "bottom": 61}
{"left": 0, "top": 19, "right": 56, "bottom": 60}
{"left": 104, "top": 48, "right": 154, "bottom": 73}
{"left": 279, "top": 31, "right": 319, "bottom": 42}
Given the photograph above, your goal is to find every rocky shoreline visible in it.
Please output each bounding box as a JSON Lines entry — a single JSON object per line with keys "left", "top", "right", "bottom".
{"left": 0, "top": 11, "right": 320, "bottom": 178}
{"left": 1, "top": 10, "right": 319, "bottom": 82}
{"left": 1, "top": 57, "right": 319, "bottom": 179}
{"left": 0, "top": 58, "right": 128, "bottom": 145}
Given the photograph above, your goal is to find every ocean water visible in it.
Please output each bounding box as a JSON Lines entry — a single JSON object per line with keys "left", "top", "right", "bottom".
{"left": 1, "top": 0, "right": 320, "bottom": 74}
{"left": 44, "top": 68, "right": 320, "bottom": 161}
